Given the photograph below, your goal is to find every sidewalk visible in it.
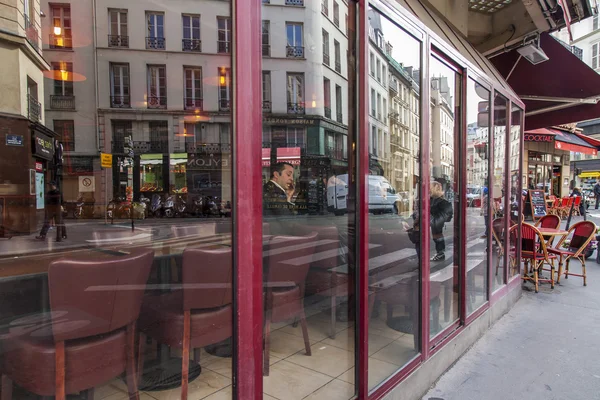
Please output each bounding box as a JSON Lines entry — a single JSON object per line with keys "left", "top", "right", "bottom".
{"left": 423, "top": 233, "right": 600, "bottom": 400}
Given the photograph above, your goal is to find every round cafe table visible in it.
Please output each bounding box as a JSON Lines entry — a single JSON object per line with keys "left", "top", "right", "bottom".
{"left": 537, "top": 227, "right": 568, "bottom": 238}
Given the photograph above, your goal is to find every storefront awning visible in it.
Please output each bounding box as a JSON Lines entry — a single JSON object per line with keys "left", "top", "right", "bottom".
{"left": 525, "top": 128, "right": 599, "bottom": 155}
{"left": 491, "top": 33, "right": 600, "bottom": 131}
{"left": 261, "top": 147, "right": 302, "bottom": 167}
{"left": 579, "top": 171, "right": 600, "bottom": 178}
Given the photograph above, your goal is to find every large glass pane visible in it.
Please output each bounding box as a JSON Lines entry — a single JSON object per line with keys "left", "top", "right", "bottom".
{"left": 428, "top": 56, "right": 461, "bottom": 339}
{"left": 0, "top": 1, "right": 232, "bottom": 399}
{"left": 367, "top": 6, "right": 421, "bottom": 391}
{"left": 466, "top": 79, "right": 490, "bottom": 313}
{"left": 509, "top": 105, "right": 523, "bottom": 278}
{"left": 261, "top": 2, "right": 357, "bottom": 399}
{"left": 492, "top": 93, "right": 508, "bottom": 291}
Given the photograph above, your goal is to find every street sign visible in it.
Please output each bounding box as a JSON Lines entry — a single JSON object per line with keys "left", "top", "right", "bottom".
{"left": 78, "top": 176, "right": 95, "bottom": 192}
{"left": 101, "top": 153, "right": 113, "bottom": 168}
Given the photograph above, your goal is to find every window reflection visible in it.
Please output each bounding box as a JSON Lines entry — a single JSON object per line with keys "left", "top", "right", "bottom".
{"left": 492, "top": 93, "right": 508, "bottom": 291}
{"left": 466, "top": 80, "right": 490, "bottom": 313}
{"left": 261, "top": 2, "right": 357, "bottom": 399}
{"left": 367, "top": 7, "right": 421, "bottom": 392}
{"left": 510, "top": 106, "right": 523, "bottom": 278}
{"left": 428, "top": 56, "right": 460, "bottom": 339}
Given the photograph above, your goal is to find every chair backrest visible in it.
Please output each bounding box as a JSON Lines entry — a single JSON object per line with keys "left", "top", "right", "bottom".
{"left": 182, "top": 248, "right": 232, "bottom": 311}
{"left": 521, "top": 224, "right": 549, "bottom": 258}
{"left": 492, "top": 218, "right": 504, "bottom": 246}
{"left": 553, "top": 198, "right": 561, "bottom": 208}
{"left": 536, "top": 214, "right": 561, "bottom": 229}
{"left": 561, "top": 221, "right": 597, "bottom": 254}
{"left": 48, "top": 249, "right": 154, "bottom": 342}
{"left": 266, "top": 232, "right": 319, "bottom": 287}
{"left": 548, "top": 195, "right": 556, "bottom": 202}
{"left": 574, "top": 196, "right": 582, "bottom": 206}
{"left": 560, "top": 197, "right": 569, "bottom": 207}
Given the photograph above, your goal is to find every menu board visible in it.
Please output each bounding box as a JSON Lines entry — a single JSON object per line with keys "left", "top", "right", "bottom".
{"left": 528, "top": 190, "right": 547, "bottom": 221}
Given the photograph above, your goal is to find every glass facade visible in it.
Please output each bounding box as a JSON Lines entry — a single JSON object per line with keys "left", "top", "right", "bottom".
{"left": 0, "top": 0, "right": 524, "bottom": 398}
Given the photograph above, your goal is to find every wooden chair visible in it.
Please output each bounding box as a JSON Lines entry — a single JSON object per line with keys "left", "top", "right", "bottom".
{"left": 547, "top": 198, "right": 561, "bottom": 216}
{"left": 520, "top": 224, "right": 557, "bottom": 292}
{"left": 548, "top": 221, "right": 596, "bottom": 286}
{"left": 534, "top": 215, "right": 561, "bottom": 247}
{"left": 573, "top": 196, "right": 582, "bottom": 216}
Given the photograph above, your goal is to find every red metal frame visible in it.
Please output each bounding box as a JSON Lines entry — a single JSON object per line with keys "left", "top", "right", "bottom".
{"left": 504, "top": 102, "right": 512, "bottom": 286}
{"left": 233, "top": 0, "right": 263, "bottom": 397}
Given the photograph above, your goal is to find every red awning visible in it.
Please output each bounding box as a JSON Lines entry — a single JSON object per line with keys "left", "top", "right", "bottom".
{"left": 261, "top": 147, "right": 302, "bottom": 167}
{"left": 525, "top": 128, "right": 598, "bottom": 155}
{"left": 491, "top": 33, "right": 600, "bottom": 130}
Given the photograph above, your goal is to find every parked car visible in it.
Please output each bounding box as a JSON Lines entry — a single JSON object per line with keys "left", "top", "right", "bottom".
{"left": 327, "top": 174, "right": 400, "bottom": 215}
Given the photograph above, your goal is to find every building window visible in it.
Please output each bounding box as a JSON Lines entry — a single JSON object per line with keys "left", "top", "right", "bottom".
{"left": 147, "top": 65, "right": 167, "bottom": 109}
{"left": 334, "top": 40, "right": 341, "bottom": 73}
{"left": 371, "top": 88, "right": 376, "bottom": 116}
{"left": 333, "top": 1, "right": 340, "bottom": 27}
{"left": 286, "top": 23, "right": 304, "bottom": 58}
{"left": 262, "top": 21, "right": 270, "bottom": 57}
{"left": 286, "top": 73, "right": 304, "bottom": 114}
{"left": 50, "top": 4, "right": 72, "bottom": 49}
{"left": 370, "top": 52, "right": 375, "bottom": 76}
{"left": 335, "top": 84, "right": 342, "bottom": 123}
{"left": 149, "top": 121, "right": 168, "bottom": 153}
{"left": 219, "top": 67, "right": 231, "bottom": 111}
{"left": 322, "top": 30, "right": 330, "bottom": 65}
{"left": 345, "top": 14, "right": 348, "bottom": 35}
{"left": 146, "top": 12, "right": 165, "bottom": 49}
{"left": 50, "top": 62, "right": 75, "bottom": 110}
{"left": 182, "top": 15, "right": 201, "bottom": 52}
{"left": 594, "top": 15, "right": 599, "bottom": 31}
{"left": 108, "top": 9, "right": 128, "bottom": 47}
{"left": 220, "top": 123, "right": 231, "bottom": 144}
{"left": 110, "top": 63, "right": 130, "bottom": 108}
{"left": 286, "top": 127, "right": 306, "bottom": 147}
{"left": 324, "top": 78, "right": 331, "bottom": 118}
{"left": 382, "top": 65, "right": 386, "bottom": 86}
{"left": 321, "top": 0, "right": 328, "bottom": 16}
{"left": 54, "top": 120, "right": 74, "bottom": 152}
{"left": 377, "top": 93, "right": 382, "bottom": 120}
{"left": 376, "top": 58, "right": 381, "bottom": 82}
{"left": 593, "top": 43, "right": 599, "bottom": 70}
{"left": 262, "top": 71, "right": 271, "bottom": 113}
{"left": 217, "top": 17, "right": 231, "bottom": 53}
{"left": 184, "top": 67, "right": 203, "bottom": 110}
{"left": 112, "top": 120, "right": 132, "bottom": 153}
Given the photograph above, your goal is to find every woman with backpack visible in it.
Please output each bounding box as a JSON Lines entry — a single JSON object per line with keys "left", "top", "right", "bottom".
{"left": 430, "top": 181, "right": 453, "bottom": 261}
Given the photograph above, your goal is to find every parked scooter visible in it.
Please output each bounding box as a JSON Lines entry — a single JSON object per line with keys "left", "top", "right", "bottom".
{"left": 106, "top": 196, "right": 131, "bottom": 219}
{"left": 163, "top": 194, "right": 186, "bottom": 218}
{"left": 149, "top": 194, "right": 163, "bottom": 217}
{"left": 74, "top": 196, "right": 95, "bottom": 219}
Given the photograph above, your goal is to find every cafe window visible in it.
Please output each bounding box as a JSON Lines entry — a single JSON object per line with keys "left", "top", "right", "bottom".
{"left": 493, "top": 92, "right": 509, "bottom": 292}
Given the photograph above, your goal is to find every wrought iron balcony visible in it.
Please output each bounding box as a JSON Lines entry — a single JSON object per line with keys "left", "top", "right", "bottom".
{"left": 262, "top": 44, "right": 270, "bottom": 57}
{"left": 24, "top": 16, "right": 40, "bottom": 51}
{"left": 50, "top": 95, "right": 75, "bottom": 110}
{"left": 263, "top": 101, "right": 272, "bottom": 113}
{"left": 286, "top": 46, "right": 304, "bottom": 58}
{"left": 111, "top": 95, "right": 130, "bottom": 108}
{"left": 184, "top": 97, "right": 203, "bottom": 110}
{"left": 218, "top": 40, "right": 231, "bottom": 53}
{"left": 219, "top": 99, "right": 231, "bottom": 111}
{"left": 108, "top": 35, "right": 129, "bottom": 48}
{"left": 287, "top": 102, "right": 305, "bottom": 114}
{"left": 322, "top": 2, "right": 329, "bottom": 15}
{"left": 182, "top": 38, "right": 202, "bottom": 52}
{"left": 27, "top": 95, "right": 41, "bottom": 122}
{"left": 146, "top": 37, "right": 166, "bottom": 50}
{"left": 147, "top": 96, "right": 167, "bottom": 109}
{"left": 186, "top": 142, "right": 232, "bottom": 154}
{"left": 285, "top": 0, "right": 304, "bottom": 5}
{"left": 337, "top": 112, "right": 343, "bottom": 123}
{"left": 49, "top": 34, "right": 72, "bottom": 49}
{"left": 335, "top": 61, "right": 341, "bottom": 73}
{"left": 323, "top": 53, "right": 330, "bottom": 65}
{"left": 324, "top": 106, "right": 331, "bottom": 119}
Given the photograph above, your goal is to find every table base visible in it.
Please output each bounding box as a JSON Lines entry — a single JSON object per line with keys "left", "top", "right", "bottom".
{"left": 386, "top": 316, "right": 414, "bottom": 334}
{"left": 204, "top": 337, "right": 233, "bottom": 358}
{"left": 138, "top": 358, "right": 201, "bottom": 391}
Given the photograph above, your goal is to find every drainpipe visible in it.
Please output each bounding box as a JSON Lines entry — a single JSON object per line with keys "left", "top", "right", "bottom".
{"left": 92, "top": 0, "right": 100, "bottom": 153}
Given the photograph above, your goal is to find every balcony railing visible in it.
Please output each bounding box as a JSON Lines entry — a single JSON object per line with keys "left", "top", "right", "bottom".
{"left": 325, "top": 146, "right": 345, "bottom": 160}
{"left": 147, "top": 96, "right": 167, "bottom": 109}
{"left": 334, "top": 15, "right": 340, "bottom": 27}
{"left": 27, "top": 95, "right": 41, "bottom": 122}
{"left": 322, "top": 2, "right": 329, "bottom": 15}
{"left": 285, "top": 0, "right": 304, "bottom": 5}
{"left": 24, "top": 16, "right": 40, "bottom": 51}
{"left": 389, "top": 80, "right": 399, "bottom": 96}
{"left": 555, "top": 37, "right": 583, "bottom": 60}
{"left": 219, "top": 99, "right": 231, "bottom": 111}
{"left": 146, "top": 37, "right": 166, "bottom": 50}
{"left": 337, "top": 112, "right": 343, "bottom": 123}
{"left": 324, "top": 106, "right": 331, "bottom": 119}
{"left": 262, "top": 44, "right": 270, "bottom": 57}
{"left": 218, "top": 40, "right": 231, "bottom": 53}
{"left": 335, "top": 61, "right": 341, "bottom": 73}
{"left": 286, "top": 46, "right": 304, "bottom": 58}
{"left": 389, "top": 112, "right": 400, "bottom": 125}
{"left": 184, "top": 97, "right": 203, "bottom": 110}
{"left": 49, "top": 34, "right": 72, "bottom": 49}
{"left": 263, "top": 101, "right": 272, "bottom": 113}
{"left": 323, "top": 53, "right": 330, "bottom": 65}
{"left": 108, "top": 35, "right": 129, "bottom": 48}
{"left": 186, "top": 142, "right": 232, "bottom": 154}
{"left": 182, "top": 38, "right": 202, "bottom": 52}
{"left": 111, "top": 95, "right": 130, "bottom": 108}
{"left": 50, "top": 95, "right": 75, "bottom": 110}
{"left": 287, "top": 102, "right": 305, "bottom": 114}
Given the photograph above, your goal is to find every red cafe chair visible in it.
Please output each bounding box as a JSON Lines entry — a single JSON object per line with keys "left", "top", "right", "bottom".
{"left": 520, "top": 224, "right": 557, "bottom": 293}
{"left": 548, "top": 221, "right": 597, "bottom": 286}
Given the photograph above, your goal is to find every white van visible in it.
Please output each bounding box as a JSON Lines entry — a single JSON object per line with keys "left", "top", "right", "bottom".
{"left": 327, "top": 174, "right": 400, "bottom": 215}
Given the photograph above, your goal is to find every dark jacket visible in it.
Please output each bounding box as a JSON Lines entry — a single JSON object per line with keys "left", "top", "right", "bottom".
{"left": 594, "top": 183, "right": 600, "bottom": 196}
{"left": 45, "top": 188, "right": 62, "bottom": 213}
{"left": 430, "top": 196, "right": 453, "bottom": 235}
{"left": 263, "top": 181, "right": 293, "bottom": 216}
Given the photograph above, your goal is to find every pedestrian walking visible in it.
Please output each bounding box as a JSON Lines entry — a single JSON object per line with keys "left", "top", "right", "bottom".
{"left": 430, "top": 181, "right": 453, "bottom": 262}
{"left": 593, "top": 181, "right": 600, "bottom": 209}
{"left": 36, "top": 181, "right": 66, "bottom": 242}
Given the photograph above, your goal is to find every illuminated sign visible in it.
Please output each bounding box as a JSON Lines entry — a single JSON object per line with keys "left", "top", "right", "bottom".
{"left": 524, "top": 134, "right": 553, "bottom": 142}
{"left": 32, "top": 132, "right": 54, "bottom": 160}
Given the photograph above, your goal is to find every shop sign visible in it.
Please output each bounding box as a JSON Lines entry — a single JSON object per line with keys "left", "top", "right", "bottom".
{"left": 187, "top": 154, "right": 230, "bottom": 169}
{"left": 65, "top": 157, "right": 94, "bottom": 173}
{"left": 6, "top": 135, "right": 23, "bottom": 146}
{"left": 35, "top": 161, "right": 43, "bottom": 172}
{"left": 524, "top": 134, "right": 553, "bottom": 142}
{"left": 78, "top": 176, "right": 95, "bottom": 193}
{"left": 101, "top": 153, "right": 113, "bottom": 168}
{"left": 32, "top": 132, "right": 54, "bottom": 160}
{"left": 263, "top": 117, "right": 317, "bottom": 126}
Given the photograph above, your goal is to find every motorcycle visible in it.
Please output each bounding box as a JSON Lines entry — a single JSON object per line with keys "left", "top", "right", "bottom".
{"left": 203, "top": 196, "right": 220, "bottom": 217}
{"left": 106, "top": 196, "right": 131, "bottom": 220}
{"left": 74, "top": 196, "right": 95, "bottom": 219}
{"left": 149, "top": 194, "right": 163, "bottom": 217}
{"left": 191, "top": 196, "right": 204, "bottom": 217}
{"left": 163, "top": 194, "right": 186, "bottom": 218}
